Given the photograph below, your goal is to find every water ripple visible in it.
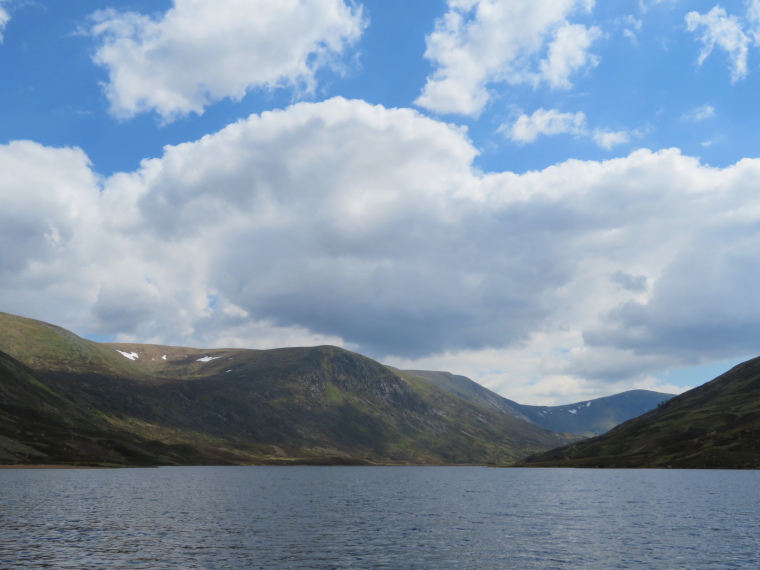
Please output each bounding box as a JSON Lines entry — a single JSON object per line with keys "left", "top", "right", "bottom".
{"left": 1, "top": 467, "right": 759, "bottom": 568}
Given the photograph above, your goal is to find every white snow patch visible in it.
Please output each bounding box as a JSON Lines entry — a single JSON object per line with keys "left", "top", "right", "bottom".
{"left": 162, "top": 355, "right": 167, "bottom": 361}
{"left": 586, "top": 401, "right": 591, "bottom": 407}
{"left": 568, "top": 409, "right": 577, "bottom": 414}
{"left": 117, "top": 350, "right": 139, "bottom": 361}
{"left": 225, "top": 369, "right": 232, "bottom": 373}
{"left": 197, "top": 356, "right": 221, "bottom": 363}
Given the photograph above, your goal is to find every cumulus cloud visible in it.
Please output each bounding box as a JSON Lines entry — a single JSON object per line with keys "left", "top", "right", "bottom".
{"left": 415, "top": 0, "right": 600, "bottom": 115}
{"left": 586, "top": 234, "right": 760, "bottom": 363}
{"left": 102, "top": 98, "right": 542, "bottom": 356}
{"left": 539, "top": 23, "right": 602, "bottom": 89}
{"left": 685, "top": 6, "right": 751, "bottom": 82}
{"left": 89, "top": 0, "right": 366, "bottom": 120}
{"left": 0, "top": 141, "right": 105, "bottom": 326}
{"left": 591, "top": 129, "right": 630, "bottom": 149}
{"left": 504, "top": 108, "right": 632, "bottom": 149}
{"left": 505, "top": 109, "right": 587, "bottom": 144}
{"left": 4, "top": 99, "right": 760, "bottom": 400}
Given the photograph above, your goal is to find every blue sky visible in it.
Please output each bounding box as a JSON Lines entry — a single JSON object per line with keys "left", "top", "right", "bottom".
{"left": 2, "top": 0, "right": 760, "bottom": 404}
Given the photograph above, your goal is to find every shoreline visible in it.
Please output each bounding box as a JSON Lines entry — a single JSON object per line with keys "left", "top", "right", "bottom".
{"left": 0, "top": 464, "right": 110, "bottom": 470}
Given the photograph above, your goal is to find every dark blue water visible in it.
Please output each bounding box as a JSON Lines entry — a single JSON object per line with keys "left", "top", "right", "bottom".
{"left": 0, "top": 466, "right": 758, "bottom": 569}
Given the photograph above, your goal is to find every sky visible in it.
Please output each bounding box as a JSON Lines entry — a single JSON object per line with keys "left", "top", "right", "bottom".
{"left": 2, "top": 0, "right": 760, "bottom": 405}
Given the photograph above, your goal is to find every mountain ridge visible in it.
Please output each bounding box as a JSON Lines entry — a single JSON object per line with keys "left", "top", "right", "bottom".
{"left": 0, "top": 312, "right": 576, "bottom": 466}
{"left": 401, "top": 368, "right": 673, "bottom": 437}
{"left": 515, "top": 390, "right": 674, "bottom": 437}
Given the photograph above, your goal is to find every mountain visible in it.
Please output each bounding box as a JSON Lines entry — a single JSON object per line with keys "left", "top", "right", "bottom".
{"left": 519, "top": 356, "right": 760, "bottom": 469}
{"left": 403, "top": 369, "right": 673, "bottom": 437}
{"left": 515, "top": 391, "right": 674, "bottom": 437}
{"left": 400, "top": 369, "right": 530, "bottom": 420}
{"left": 0, "top": 349, "right": 238, "bottom": 466}
{"left": 0, "top": 312, "right": 576, "bottom": 466}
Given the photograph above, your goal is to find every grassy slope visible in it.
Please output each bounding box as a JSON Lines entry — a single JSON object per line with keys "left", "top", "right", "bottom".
{"left": 393, "top": 371, "right": 577, "bottom": 463}
{"left": 402, "top": 368, "right": 673, "bottom": 437}
{"left": 401, "top": 369, "right": 530, "bottom": 421}
{"left": 0, "top": 313, "right": 577, "bottom": 466}
{"left": 0, "top": 313, "right": 141, "bottom": 378}
{"left": 519, "top": 356, "right": 760, "bottom": 469}
{"left": 0, "top": 349, "right": 251, "bottom": 466}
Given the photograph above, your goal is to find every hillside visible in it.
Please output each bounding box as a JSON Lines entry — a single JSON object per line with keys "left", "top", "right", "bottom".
{"left": 519, "top": 356, "right": 760, "bottom": 469}
{"left": 0, "top": 312, "right": 576, "bottom": 466}
{"left": 515, "top": 390, "right": 674, "bottom": 437}
{"left": 0, "top": 349, "right": 245, "bottom": 466}
{"left": 403, "top": 369, "right": 673, "bottom": 437}
{"left": 0, "top": 348, "right": 92, "bottom": 464}
{"left": 401, "top": 369, "right": 530, "bottom": 420}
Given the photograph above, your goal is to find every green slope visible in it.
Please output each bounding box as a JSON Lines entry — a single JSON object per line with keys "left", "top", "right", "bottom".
{"left": 0, "top": 312, "right": 577, "bottom": 466}
{"left": 519, "top": 356, "right": 760, "bottom": 469}
{"left": 0, "top": 349, "right": 249, "bottom": 466}
{"left": 401, "top": 369, "right": 530, "bottom": 421}
{"left": 0, "top": 312, "right": 143, "bottom": 378}
{"left": 403, "top": 368, "right": 673, "bottom": 437}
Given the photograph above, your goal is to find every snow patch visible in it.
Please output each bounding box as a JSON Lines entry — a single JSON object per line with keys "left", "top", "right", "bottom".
{"left": 586, "top": 401, "right": 591, "bottom": 407}
{"left": 568, "top": 409, "right": 577, "bottom": 414}
{"left": 197, "top": 356, "right": 221, "bottom": 363}
{"left": 225, "top": 369, "right": 232, "bottom": 373}
{"left": 162, "top": 355, "right": 167, "bottom": 361}
{"left": 117, "top": 350, "right": 139, "bottom": 361}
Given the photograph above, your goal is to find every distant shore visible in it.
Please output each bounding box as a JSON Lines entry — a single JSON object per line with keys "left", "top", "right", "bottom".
{"left": 0, "top": 464, "right": 108, "bottom": 469}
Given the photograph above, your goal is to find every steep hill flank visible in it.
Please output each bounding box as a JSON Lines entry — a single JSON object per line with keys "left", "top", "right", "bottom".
{"left": 520, "top": 356, "right": 760, "bottom": 469}
{"left": 0, "top": 349, "right": 246, "bottom": 466}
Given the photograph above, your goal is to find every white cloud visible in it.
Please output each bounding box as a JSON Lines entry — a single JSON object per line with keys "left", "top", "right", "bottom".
{"left": 0, "top": 1, "right": 10, "bottom": 43}
{"left": 504, "top": 108, "right": 633, "bottom": 149}
{"left": 540, "top": 23, "right": 602, "bottom": 89}
{"left": 89, "top": 0, "right": 366, "bottom": 121}
{"left": 415, "top": 0, "right": 600, "bottom": 116}
{"left": 592, "top": 129, "right": 630, "bottom": 149}
{"left": 0, "top": 140, "right": 106, "bottom": 326}
{"left": 685, "top": 6, "right": 750, "bottom": 82}
{"left": 616, "top": 15, "right": 642, "bottom": 41}
{"left": 682, "top": 104, "right": 715, "bottom": 121}
{"left": 5, "top": 100, "right": 760, "bottom": 404}
{"left": 505, "top": 108, "right": 587, "bottom": 144}
{"left": 747, "top": 0, "right": 760, "bottom": 43}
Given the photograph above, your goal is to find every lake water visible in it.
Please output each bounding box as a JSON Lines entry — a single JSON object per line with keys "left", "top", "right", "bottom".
{"left": 0, "top": 466, "right": 758, "bottom": 569}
